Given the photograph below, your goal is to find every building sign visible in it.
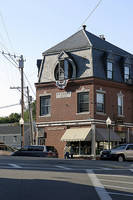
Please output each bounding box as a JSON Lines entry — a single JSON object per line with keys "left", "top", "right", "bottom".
{"left": 56, "top": 91, "right": 71, "bottom": 99}
{"left": 56, "top": 79, "right": 68, "bottom": 89}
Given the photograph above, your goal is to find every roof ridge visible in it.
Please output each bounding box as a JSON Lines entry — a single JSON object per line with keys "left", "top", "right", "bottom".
{"left": 82, "top": 29, "right": 92, "bottom": 47}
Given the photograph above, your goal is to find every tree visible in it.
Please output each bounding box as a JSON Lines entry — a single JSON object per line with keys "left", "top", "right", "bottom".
{"left": 0, "top": 113, "right": 21, "bottom": 123}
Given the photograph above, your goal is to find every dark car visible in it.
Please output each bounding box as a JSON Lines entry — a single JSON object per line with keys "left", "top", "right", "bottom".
{"left": 100, "top": 144, "right": 133, "bottom": 161}
{"left": 11, "top": 145, "right": 58, "bottom": 158}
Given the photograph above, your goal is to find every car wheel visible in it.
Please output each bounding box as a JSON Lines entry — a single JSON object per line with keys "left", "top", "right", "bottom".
{"left": 118, "top": 155, "right": 124, "bottom": 162}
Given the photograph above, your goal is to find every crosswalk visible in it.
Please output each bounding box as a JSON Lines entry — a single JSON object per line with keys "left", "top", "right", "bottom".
{"left": 89, "top": 169, "right": 133, "bottom": 200}
{"left": 0, "top": 162, "right": 133, "bottom": 199}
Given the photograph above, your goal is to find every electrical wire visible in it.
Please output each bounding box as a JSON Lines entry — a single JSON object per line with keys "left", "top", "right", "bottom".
{"left": 1, "top": 50, "right": 35, "bottom": 99}
{"left": 2, "top": 53, "right": 18, "bottom": 69}
{"left": 78, "top": 0, "right": 103, "bottom": 29}
{"left": 0, "top": 9, "right": 14, "bottom": 52}
{"left": 0, "top": 103, "right": 20, "bottom": 110}
{"left": 23, "top": 72, "right": 36, "bottom": 97}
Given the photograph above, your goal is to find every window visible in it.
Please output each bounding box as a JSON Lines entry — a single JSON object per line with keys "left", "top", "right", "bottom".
{"left": 118, "top": 95, "right": 123, "bottom": 116}
{"left": 107, "top": 62, "right": 113, "bottom": 79}
{"left": 77, "top": 92, "right": 89, "bottom": 113}
{"left": 40, "top": 95, "right": 51, "bottom": 116}
{"left": 54, "top": 59, "right": 73, "bottom": 80}
{"left": 124, "top": 65, "right": 130, "bottom": 82}
{"left": 126, "top": 145, "right": 133, "bottom": 150}
{"left": 13, "top": 136, "right": 17, "bottom": 143}
{"left": 96, "top": 93, "right": 105, "bottom": 113}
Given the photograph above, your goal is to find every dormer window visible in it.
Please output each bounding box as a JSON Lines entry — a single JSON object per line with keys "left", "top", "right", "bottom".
{"left": 107, "top": 62, "right": 113, "bottom": 79}
{"left": 124, "top": 65, "right": 130, "bottom": 82}
{"left": 54, "top": 59, "right": 73, "bottom": 81}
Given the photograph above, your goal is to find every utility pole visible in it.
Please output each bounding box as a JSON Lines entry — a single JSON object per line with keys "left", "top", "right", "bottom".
{"left": 19, "top": 55, "right": 24, "bottom": 147}
{"left": 27, "top": 86, "right": 33, "bottom": 145}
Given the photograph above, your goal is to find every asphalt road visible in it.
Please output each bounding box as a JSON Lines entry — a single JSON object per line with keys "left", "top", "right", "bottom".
{"left": 0, "top": 156, "right": 133, "bottom": 200}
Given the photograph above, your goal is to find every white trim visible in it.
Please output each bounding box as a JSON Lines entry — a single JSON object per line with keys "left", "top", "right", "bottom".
{"left": 36, "top": 118, "right": 133, "bottom": 127}
{"left": 39, "top": 93, "right": 51, "bottom": 97}
{"left": 96, "top": 89, "right": 106, "bottom": 94}
{"left": 39, "top": 114, "right": 51, "bottom": 118}
{"left": 96, "top": 112, "right": 106, "bottom": 116}
{"left": 76, "top": 87, "right": 90, "bottom": 93}
{"left": 76, "top": 112, "right": 90, "bottom": 115}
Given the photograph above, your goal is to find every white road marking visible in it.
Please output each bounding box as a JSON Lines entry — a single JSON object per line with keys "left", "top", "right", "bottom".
{"left": 109, "top": 192, "right": 133, "bottom": 197}
{"left": 8, "top": 164, "right": 22, "bottom": 168}
{"left": 104, "top": 184, "right": 133, "bottom": 190}
{"left": 96, "top": 174, "right": 133, "bottom": 179}
{"left": 102, "top": 168, "right": 112, "bottom": 170}
{"left": 100, "top": 178, "right": 133, "bottom": 185}
{"left": 86, "top": 170, "right": 112, "bottom": 200}
{"left": 55, "top": 165, "right": 71, "bottom": 170}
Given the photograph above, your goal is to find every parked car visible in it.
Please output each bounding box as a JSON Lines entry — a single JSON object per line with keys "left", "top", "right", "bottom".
{"left": 100, "top": 144, "right": 133, "bottom": 162}
{"left": 0, "top": 143, "right": 15, "bottom": 155}
{"left": 11, "top": 145, "right": 58, "bottom": 158}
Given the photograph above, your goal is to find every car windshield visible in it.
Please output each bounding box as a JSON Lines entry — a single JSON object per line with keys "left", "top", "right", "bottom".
{"left": 112, "top": 145, "right": 126, "bottom": 150}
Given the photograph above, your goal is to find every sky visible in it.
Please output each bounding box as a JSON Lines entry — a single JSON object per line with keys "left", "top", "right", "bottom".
{"left": 0, "top": 0, "right": 133, "bottom": 117}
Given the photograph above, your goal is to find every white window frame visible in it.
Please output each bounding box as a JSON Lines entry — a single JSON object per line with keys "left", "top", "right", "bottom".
{"left": 77, "top": 92, "right": 89, "bottom": 113}
{"left": 96, "top": 93, "right": 105, "bottom": 113}
{"left": 117, "top": 93, "right": 123, "bottom": 116}
{"left": 107, "top": 61, "right": 113, "bottom": 79}
{"left": 40, "top": 95, "right": 51, "bottom": 117}
{"left": 124, "top": 65, "right": 130, "bottom": 82}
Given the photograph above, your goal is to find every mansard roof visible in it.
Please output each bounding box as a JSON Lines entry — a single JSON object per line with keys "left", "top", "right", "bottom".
{"left": 43, "top": 29, "right": 133, "bottom": 57}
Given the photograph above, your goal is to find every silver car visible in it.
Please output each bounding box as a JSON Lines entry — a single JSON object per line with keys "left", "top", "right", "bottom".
{"left": 100, "top": 144, "right": 133, "bottom": 162}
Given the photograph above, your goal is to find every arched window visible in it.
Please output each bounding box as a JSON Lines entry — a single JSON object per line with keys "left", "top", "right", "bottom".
{"left": 54, "top": 59, "right": 74, "bottom": 81}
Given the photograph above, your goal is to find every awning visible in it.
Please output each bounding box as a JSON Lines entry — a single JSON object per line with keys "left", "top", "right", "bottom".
{"left": 61, "top": 127, "right": 121, "bottom": 142}
{"left": 61, "top": 127, "right": 91, "bottom": 142}
{"left": 96, "top": 128, "right": 121, "bottom": 142}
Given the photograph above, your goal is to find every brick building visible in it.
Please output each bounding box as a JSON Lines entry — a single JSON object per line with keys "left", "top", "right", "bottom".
{"left": 35, "top": 26, "right": 133, "bottom": 158}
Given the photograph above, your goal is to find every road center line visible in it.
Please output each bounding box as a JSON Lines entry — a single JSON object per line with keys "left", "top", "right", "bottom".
{"left": 8, "top": 164, "right": 22, "bottom": 168}
{"left": 86, "top": 169, "right": 112, "bottom": 200}
{"left": 55, "top": 165, "right": 71, "bottom": 170}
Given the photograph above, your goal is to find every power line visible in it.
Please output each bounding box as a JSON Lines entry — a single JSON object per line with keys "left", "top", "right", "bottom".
{"left": 0, "top": 9, "right": 14, "bottom": 52}
{"left": 24, "top": 72, "right": 36, "bottom": 97}
{"left": 2, "top": 53, "right": 19, "bottom": 69}
{"left": 0, "top": 103, "right": 20, "bottom": 110}
{"left": 0, "top": 50, "right": 36, "bottom": 98}
{"left": 78, "top": 0, "right": 103, "bottom": 29}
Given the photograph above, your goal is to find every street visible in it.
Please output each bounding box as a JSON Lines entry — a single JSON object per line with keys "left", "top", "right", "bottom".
{"left": 0, "top": 156, "right": 133, "bottom": 200}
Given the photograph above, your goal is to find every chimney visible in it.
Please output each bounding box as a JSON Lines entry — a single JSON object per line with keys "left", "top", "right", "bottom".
{"left": 99, "top": 34, "right": 105, "bottom": 40}
{"left": 82, "top": 25, "right": 86, "bottom": 30}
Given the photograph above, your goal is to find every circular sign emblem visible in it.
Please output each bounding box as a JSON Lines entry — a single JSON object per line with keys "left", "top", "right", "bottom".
{"left": 56, "top": 79, "right": 68, "bottom": 89}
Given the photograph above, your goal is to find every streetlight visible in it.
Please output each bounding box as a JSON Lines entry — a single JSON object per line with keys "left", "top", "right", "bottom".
{"left": 19, "top": 117, "right": 24, "bottom": 148}
{"left": 106, "top": 117, "right": 112, "bottom": 150}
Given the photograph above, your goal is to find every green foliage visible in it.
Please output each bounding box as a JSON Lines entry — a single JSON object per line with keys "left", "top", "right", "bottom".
{"left": 0, "top": 101, "right": 36, "bottom": 124}
{"left": 24, "top": 100, "right": 36, "bottom": 122}
{"left": 0, "top": 113, "right": 21, "bottom": 123}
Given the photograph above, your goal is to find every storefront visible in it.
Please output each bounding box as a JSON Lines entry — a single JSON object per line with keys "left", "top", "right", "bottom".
{"left": 61, "top": 126, "right": 121, "bottom": 157}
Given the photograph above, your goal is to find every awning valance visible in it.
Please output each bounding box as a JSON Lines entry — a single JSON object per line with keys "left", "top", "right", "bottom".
{"left": 61, "top": 127, "right": 91, "bottom": 142}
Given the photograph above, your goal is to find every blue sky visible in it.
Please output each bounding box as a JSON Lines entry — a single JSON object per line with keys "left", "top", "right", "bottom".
{"left": 0, "top": 0, "right": 133, "bottom": 116}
